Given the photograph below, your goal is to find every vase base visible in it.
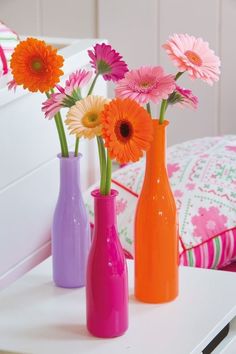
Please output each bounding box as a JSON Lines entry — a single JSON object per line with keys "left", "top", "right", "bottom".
{"left": 87, "top": 326, "right": 128, "bottom": 338}
{"left": 54, "top": 281, "right": 85, "bottom": 289}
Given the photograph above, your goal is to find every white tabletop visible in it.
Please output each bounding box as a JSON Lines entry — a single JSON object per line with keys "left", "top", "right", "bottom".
{"left": 0, "top": 259, "right": 235, "bottom": 354}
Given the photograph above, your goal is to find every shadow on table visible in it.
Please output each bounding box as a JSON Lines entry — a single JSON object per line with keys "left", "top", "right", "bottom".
{"left": 12, "top": 323, "right": 108, "bottom": 342}
{"left": 0, "top": 280, "right": 80, "bottom": 314}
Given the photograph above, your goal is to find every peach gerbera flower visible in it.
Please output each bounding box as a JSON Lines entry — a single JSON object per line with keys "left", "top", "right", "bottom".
{"left": 66, "top": 96, "right": 109, "bottom": 139}
{"left": 163, "top": 33, "right": 220, "bottom": 85}
{"left": 101, "top": 98, "right": 153, "bottom": 164}
{"left": 10, "top": 37, "right": 64, "bottom": 93}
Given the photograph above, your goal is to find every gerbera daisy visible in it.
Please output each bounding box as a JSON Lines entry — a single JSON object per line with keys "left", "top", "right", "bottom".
{"left": 101, "top": 98, "right": 153, "bottom": 164}
{"left": 163, "top": 33, "right": 220, "bottom": 85}
{"left": 115, "top": 66, "right": 175, "bottom": 105}
{"left": 168, "top": 86, "right": 198, "bottom": 109}
{"left": 42, "top": 93, "right": 65, "bottom": 119}
{"left": 42, "top": 69, "right": 92, "bottom": 119}
{"left": 7, "top": 79, "right": 17, "bottom": 92}
{"left": 88, "top": 43, "right": 128, "bottom": 81}
{"left": 65, "top": 96, "right": 109, "bottom": 139}
{"left": 64, "top": 69, "right": 92, "bottom": 96}
{"left": 10, "top": 37, "right": 64, "bottom": 93}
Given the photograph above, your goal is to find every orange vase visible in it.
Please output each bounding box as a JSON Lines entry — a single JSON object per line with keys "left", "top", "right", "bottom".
{"left": 134, "top": 119, "right": 179, "bottom": 303}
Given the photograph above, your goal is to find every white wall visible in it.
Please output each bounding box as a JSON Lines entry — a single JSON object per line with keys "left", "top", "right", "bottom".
{"left": 1, "top": 0, "right": 236, "bottom": 145}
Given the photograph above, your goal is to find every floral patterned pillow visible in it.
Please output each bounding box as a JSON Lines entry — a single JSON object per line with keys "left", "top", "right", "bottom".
{"left": 85, "top": 135, "right": 236, "bottom": 269}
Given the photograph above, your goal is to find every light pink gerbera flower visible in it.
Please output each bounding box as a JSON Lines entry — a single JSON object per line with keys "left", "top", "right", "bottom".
{"left": 64, "top": 69, "right": 92, "bottom": 93}
{"left": 42, "top": 69, "right": 92, "bottom": 119}
{"left": 163, "top": 33, "right": 220, "bottom": 85}
{"left": 115, "top": 66, "right": 175, "bottom": 105}
{"left": 88, "top": 43, "right": 128, "bottom": 81}
{"left": 174, "top": 86, "right": 198, "bottom": 109}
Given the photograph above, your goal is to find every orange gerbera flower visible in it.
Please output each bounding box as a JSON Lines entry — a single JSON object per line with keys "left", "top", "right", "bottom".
{"left": 101, "top": 98, "right": 153, "bottom": 164}
{"left": 10, "top": 37, "right": 64, "bottom": 93}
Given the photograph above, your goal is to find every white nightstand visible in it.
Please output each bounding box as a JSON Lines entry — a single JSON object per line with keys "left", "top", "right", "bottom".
{"left": 0, "top": 259, "right": 235, "bottom": 354}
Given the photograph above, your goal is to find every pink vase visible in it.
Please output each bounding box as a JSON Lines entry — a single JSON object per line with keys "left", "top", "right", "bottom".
{"left": 86, "top": 189, "right": 128, "bottom": 338}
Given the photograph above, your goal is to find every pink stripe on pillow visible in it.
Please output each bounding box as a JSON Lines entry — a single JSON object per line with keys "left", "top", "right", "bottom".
{"left": 0, "top": 45, "right": 8, "bottom": 74}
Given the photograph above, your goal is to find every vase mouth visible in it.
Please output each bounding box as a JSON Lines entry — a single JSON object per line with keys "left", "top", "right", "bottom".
{"left": 57, "top": 152, "right": 82, "bottom": 160}
{"left": 91, "top": 189, "right": 119, "bottom": 199}
{"left": 153, "top": 119, "right": 169, "bottom": 128}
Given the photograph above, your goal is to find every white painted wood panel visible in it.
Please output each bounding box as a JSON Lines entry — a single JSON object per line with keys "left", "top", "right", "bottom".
{"left": 0, "top": 0, "right": 41, "bottom": 36}
{"left": 98, "top": 0, "right": 158, "bottom": 68}
{"left": 0, "top": 160, "right": 57, "bottom": 287}
{"left": 41, "top": 0, "right": 96, "bottom": 38}
{"left": 159, "top": 0, "right": 220, "bottom": 145}
{"left": 220, "top": 0, "right": 236, "bottom": 134}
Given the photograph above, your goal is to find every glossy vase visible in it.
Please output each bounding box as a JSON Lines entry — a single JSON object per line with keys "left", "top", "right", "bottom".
{"left": 52, "top": 153, "right": 90, "bottom": 288}
{"left": 86, "top": 189, "right": 128, "bottom": 338}
{"left": 135, "top": 120, "right": 179, "bottom": 303}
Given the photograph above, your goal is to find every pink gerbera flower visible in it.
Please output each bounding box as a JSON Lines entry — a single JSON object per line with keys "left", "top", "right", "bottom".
{"left": 88, "top": 43, "right": 128, "bottom": 81}
{"left": 42, "top": 93, "right": 65, "bottom": 119}
{"left": 115, "top": 66, "right": 175, "bottom": 105}
{"left": 163, "top": 33, "right": 220, "bottom": 85}
{"left": 168, "top": 85, "right": 198, "bottom": 109}
{"left": 176, "top": 86, "right": 198, "bottom": 109}
{"left": 64, "top": 69, "right": 92, "bottom": 94}
{"left": 7, "top": 79, "right": 18, "bottom": 91}
{"left": 42, "top": 69, "right": 92, "bottom": 119}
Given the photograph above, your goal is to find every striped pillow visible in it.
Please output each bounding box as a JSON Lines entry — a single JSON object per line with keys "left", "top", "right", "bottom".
{"left": 0, "top": 21, "right": 19, "bottom": 85}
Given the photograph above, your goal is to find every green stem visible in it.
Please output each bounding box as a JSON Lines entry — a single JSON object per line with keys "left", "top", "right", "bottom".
{"left": 97, "top": 136, "right": 106, "bottom": 194}
{"left": 158, "top": 71, "right": 185, "bottom": 124}
{"left": 175, "top": 71, "right": 185, "bottom": 81}
{"left": 104, "top": 153, "right": 112, "bottom": 195}
{"left": 87, "top": 73, "right": 99, "bottom": 96}
{"left": 159, "top": 99, "right": 168, "bottom": 124}
{"left": 146, "top": 102, "right": 152, "bottom": 116}
{"left": 74, "top": 137, "right": 79, "bottom": 156}
{"left": 46, "top": 91, "right": 69, "bottom": 157}
{"left": 54, "top": 112, "right": 69, "bottom": 157}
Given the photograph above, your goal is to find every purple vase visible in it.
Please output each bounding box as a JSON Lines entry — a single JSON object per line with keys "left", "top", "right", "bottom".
{"left": 52, "top": 153, "right": 90, "bottom": 288}
{"left": 86, "top": 189, "right": 128, "bottom": 338}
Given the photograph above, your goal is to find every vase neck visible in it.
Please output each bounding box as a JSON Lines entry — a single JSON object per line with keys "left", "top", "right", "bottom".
{"left": 92, "top": 189, "right": 118, "bottom": 229}
{"left": 146, "top": 120, "right": 168, "bottom": 172}
{"left": 58, "top": 153, "right": 82, "bottom": 194}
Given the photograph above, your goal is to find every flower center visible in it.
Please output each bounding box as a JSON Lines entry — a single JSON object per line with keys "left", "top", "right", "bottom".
{"left": 115, "top": 119, "right": 133, "bottom": 142}
{"left": 132, "top": 78, "right": 157, "bottom": 93}
{"left": 140, "top": 81, "right": 150, "bottom": 88}
{"left": 82, "top": 112, "right": 100, "bottom": 128}
{"left": 97, "top": 60, "right": 111, "bottom": 74}
{"left": 185, "top": 50, "right": 202, "bottom": 66}
{"left": 31, "top": 58, "right": 44, "bottom": 72}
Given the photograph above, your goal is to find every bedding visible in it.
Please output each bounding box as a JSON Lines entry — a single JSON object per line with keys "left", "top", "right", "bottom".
{"left": 85, "top": 135, "right": 236, "bottom": 269}
{"left": 0, "top": 21, "right": 19, "bottom": 88}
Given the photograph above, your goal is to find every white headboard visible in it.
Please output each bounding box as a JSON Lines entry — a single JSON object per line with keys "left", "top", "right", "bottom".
{"left": 0, "top": 38, "right": 107, "bottom": 289}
